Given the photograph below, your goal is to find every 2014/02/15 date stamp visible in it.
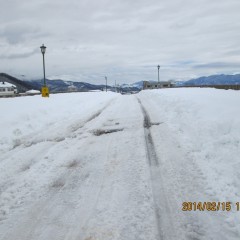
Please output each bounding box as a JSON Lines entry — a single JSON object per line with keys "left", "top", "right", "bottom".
{"left": 182, "top": 202, "right": 240, "bottom": 211}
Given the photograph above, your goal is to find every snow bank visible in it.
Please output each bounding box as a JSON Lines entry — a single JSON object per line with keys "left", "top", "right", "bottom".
{"left": 0, "top": 92, "right": 117, "bottom": 153}
{"left": 1, "top": 88, "right": 240, "bottom": 239}
{"left": 139, "top": 88, "right": 240, "bottom": 238}
{"left": 0, "top": 92, "right": 157, "bottom": 240}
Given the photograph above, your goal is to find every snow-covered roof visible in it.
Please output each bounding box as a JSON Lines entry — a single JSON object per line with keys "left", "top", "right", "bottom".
{"left": 0, "top": 82, "right": 16, "bottom": 88}
{"left": 26, "top": 89, "right": 41, "bottom": 94}
{"left": 68, "top": 85, "right": 77, "bottom": 89}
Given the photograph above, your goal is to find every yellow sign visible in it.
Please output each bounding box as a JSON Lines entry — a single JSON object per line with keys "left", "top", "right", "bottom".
{"left": 42, "top": 86, "right": 49, "bottom": 97}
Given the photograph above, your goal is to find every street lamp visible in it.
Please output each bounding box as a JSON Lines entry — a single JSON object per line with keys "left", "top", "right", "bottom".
{"left": 105, "top": 76, "right": 107, "bottom": 92}
{"left": 157, "top": 65, "right": 160, "bottom": 85}
{"left": 40, "top": 44, "right": 49, "bottom": 97}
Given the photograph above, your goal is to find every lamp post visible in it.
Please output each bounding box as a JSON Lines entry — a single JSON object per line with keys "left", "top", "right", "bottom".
{"left": 157, "top": 65, "right": 160, "bottom": 85}
{"left": 40, "top": 44, "right": 49, "bottom": 97}
{"left": 105, "top": 76, "right": 107, "bottom": 92}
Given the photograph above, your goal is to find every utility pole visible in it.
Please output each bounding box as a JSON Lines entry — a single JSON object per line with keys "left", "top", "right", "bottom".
{"left": 105, "top": 76, "right": 107, "bottom": 92}
{"left": 157, "top": 65, "right": 160, "bottom": 85}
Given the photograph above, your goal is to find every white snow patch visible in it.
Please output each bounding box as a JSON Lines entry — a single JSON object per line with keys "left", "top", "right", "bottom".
{"left": 0, "top": 88, "right": 240, "bottom": 239}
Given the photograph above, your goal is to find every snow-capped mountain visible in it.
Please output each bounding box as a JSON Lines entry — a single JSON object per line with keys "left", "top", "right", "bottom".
{"left": 26, "top": 79, "right": 143, "bottom": 92}
{"left": 24, "top": 79, "right": 106, "bottom": 92}
{"left": 2, "top": 73, "right": 240, "bottom": 94}
{"left": 183, "top": 74, "right": 240, "bottom": 86}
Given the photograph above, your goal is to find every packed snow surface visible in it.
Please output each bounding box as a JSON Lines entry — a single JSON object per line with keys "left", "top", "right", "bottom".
{"left": 0, "top": 89, "right": 239, "bottom": 240}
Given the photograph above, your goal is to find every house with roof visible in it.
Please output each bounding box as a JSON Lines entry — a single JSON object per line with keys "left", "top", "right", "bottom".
{"left": 0, "top": 82, "right": 18, "bottom": 96}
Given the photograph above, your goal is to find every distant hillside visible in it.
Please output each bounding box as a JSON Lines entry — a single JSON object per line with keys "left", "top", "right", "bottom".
{"left": 26, "top": 79, "right": 106, "bottom": 92}
{"left": 26, "top": 79, "right": 141, "bottom": 93}
{"left": 0, "top": 73, "right": 142, "bottom": 93}
{"left": 3, "top": 73, "right": 239, "bottom": 94}
{"left": 131, "top": 81, "right": 144, "bottom": 89}
{"left": 183, "top": 74, "right": 240, "bottom": 86}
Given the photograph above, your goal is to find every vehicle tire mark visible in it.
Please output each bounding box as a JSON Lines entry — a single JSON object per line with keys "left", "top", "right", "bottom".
{"left": 9, "top": 100, "right": 114, "bottom": 151}
{"left": 70, "top": 102, "right": 111, "bottom": 133}
{"left": 138, "top": 99, "right": 159, "bottom": 166}
{"left": 137, "top": 97, "right": 176, "bottom": 240}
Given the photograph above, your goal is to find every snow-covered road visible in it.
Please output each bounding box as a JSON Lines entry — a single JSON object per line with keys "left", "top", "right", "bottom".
{"left": 0, "top": 89, "right": 240, "bottom": 240}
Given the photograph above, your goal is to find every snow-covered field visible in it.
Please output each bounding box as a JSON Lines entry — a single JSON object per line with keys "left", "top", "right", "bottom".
{"left": 0, "top": 89, "right": 239, "bottom": 240}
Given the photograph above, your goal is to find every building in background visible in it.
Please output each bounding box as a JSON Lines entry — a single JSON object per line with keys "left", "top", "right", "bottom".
{"left": 0, "top": 82, "right": 18, "bottom": 96}
{"left": 68, "top": 85, "right": 78, "bottom": 92}
{"left": 143, "top": 81, "right": 173, "bottom": 90}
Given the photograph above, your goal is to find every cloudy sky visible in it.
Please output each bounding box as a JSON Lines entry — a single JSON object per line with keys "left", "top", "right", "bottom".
{"left": 0, "top": 0, "right": 240, "bottom": 84}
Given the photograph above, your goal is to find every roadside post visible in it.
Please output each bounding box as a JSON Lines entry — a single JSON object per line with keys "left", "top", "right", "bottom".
{"left": 40, "top": 44, "right": 49, "bottom": 97}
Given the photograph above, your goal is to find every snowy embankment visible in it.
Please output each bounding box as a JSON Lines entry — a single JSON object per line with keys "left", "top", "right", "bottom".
{"left": 139, "top": 88, "right": 240, "bottom": 201}
{"left": 0, "top": 92, "right": 116, "bottom": 152}
{"left": 0, "top": 88, "right": 240, "bottom": 240}
{"left": 0, "top": 92, "right": 157, "bottom": 240}
{"left": 139, "top": 88, "right": 240, "bottom": 239}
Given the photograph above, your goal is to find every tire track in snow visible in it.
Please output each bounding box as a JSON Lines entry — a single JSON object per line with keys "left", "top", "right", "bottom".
{"left": 140, "top": 100, "right": 159, "bottom": 167}
{"left": 69, "top": 100, "right": 113, "bottom": 133}
{"left": 0, "top": 97, "right": 125, "bottom": 240}
{"left": 138, "top": 98, "right": 177, "bottom": 240}
{"left": 0, "top": 100, "right": 115, "bottom": 226}
{"left": 1, "top": 126, "right": 115, "bottom": 240}
{"left": 8, "top": 99, "right": 114, "bottom": 151}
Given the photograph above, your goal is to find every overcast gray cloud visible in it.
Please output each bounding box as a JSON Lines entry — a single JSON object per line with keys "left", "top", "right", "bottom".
{"left": 0, "top": 0, "right": 240, "bottom": 84}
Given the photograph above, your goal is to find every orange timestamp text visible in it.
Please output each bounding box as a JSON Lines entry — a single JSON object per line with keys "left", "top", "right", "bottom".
{"left": 182, "top": 202, "right": 240, "bottom": 211}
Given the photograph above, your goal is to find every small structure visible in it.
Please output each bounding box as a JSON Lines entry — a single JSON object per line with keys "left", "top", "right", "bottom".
{"left": 143, "top": 81, "right": 173, "bottom": 90}
{"left": 68, "top": 85, "right": 77, "bottom": 92}
{"left": 0, "top": 82, "right": 18, "bottom": 96}
{"left": 25, "top": 89, "right": 41, "bottom": 95}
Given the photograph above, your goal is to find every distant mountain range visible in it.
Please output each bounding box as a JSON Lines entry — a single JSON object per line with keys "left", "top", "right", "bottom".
{"left": 177, "top": 74, "right": 240, "bottom": 86}
{"left": 26, "top": 79, "right": 141, "bottom": 93}
{"left": 26, "top": 79, "right": 106, "bottom": 92}
{"left": 1, "top": 73, "right": 240, "bottom": 93}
